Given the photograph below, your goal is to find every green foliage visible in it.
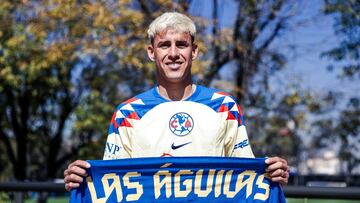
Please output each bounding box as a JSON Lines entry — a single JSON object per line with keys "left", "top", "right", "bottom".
{"left": 310, "top": 97, "right": 360, "bottom": 174}
{"left": 4, "top": 0, "right": 354, "bottom": 183}
{"left": 335, "top": 103, "right": 360, "bottom": 173}
{"left": 322, "top": 0, "right": 360, "bottom": 77}
{"left": 308, "top": 0, "right": 360, "bottom": 174}
{"left": 0, "top": 141, "right": 12, "bottom": 181}
{"left": 200, "top": 0, "right": 304, "bottom": 165}
{"left": 0, "top": 0, "right": 209, "bottom": 181}
{"left": 247, "top": 88, "right": 310, "bottom": 167}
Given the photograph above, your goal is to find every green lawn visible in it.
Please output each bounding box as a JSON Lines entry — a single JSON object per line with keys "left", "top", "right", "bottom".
{"left": 25, "top": 197, "right": 68, "bottom": 203}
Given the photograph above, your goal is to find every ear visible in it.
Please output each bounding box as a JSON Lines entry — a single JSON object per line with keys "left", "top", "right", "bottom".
{"left": 147, "top": 45, "right": 155, "bottom": 61}
{"left": 192, "top": 44, "right": 199, "bottom": 60}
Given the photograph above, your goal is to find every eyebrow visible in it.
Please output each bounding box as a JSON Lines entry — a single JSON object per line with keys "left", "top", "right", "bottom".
{"left": 156, "top": 40, "right": 189, "bottom": 46}
{"left": 176, "top": 41, "right": 189, "bottom": 45}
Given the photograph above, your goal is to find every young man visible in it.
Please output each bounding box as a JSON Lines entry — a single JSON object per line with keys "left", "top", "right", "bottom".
{"left": 64, "top": 12, "right": 289, "bottom": 192}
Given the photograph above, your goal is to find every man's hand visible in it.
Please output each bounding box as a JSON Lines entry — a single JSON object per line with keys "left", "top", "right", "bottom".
{"left": 64, "top": 160, "right": 91, "bottom": 191}
{"left": 265, "top": 156, "right": 289, "bottom": 185}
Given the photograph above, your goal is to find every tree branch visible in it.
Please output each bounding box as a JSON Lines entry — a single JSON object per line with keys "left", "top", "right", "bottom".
{"left": 49, "top": 91, "right": 75, "bottom": 162}
{"left": 0, "top": 128, "right": 16, "bottom": 166}
{"left": 204, "top": 0, "right": 221, "bottom": 85}
{"left": 233, "top": 1, "right": 245, "bottom": 42}
{"left": 138, "top": 0, "right": 152, "bottom": 18}
{"left": 179, "top": 0, "right": 192, "bottom": 12}
{"left": 203, "top": 51, "right": 232, "bottom": 85}
{"left": 7, "top": 91, "right": 22, "bottom": 138}
{"left": 55, "top": 131, "right": 94, "bottom": 169}
{"left": 259, "top": 0, "right": 284, "bottom": 32}
{"left": 257, "top": 17, "right": 286, "bottom": 53}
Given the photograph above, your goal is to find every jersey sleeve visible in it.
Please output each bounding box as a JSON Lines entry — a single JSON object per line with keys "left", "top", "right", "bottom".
{"left": 223, "top": 100, "right": 255, "bottom": 158}
{"left": 102, "top": 109, "right": 132, "bottom": 160}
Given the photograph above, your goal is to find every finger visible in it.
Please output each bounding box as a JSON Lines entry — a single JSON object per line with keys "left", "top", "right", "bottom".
{"left": 266, "top": 157, "right": 289, "bottom": 172}
{"left": 271, "top": 175, "right": 288, "bottom": 185}
{"left": 65, "top": 184, "right": 71, "bottom": 192}
{"left": 65, "top": 182, "right": 80, "bottom": 192}
{"left": 266, "top": 161, "right": 288, "bottom": 173}
{"left": 67, "top": 165, "right": 89, "bottom": 177}
{"left": 265, "top": 156, "right": 286, "bottom": 165}
{"left": 271, "top": 171, "right": 289, "bottom": 185}
{"left": 64, "top": 169, "right": 69, "bottom": 177}
{"left": 69, "top": 160, "right": 91, "bottom": 169}
{"left": 270, "top": 168, "right": 284, "bottom": 177}
{"left": 64, "top": 173, "right": 85, "bottom": 184}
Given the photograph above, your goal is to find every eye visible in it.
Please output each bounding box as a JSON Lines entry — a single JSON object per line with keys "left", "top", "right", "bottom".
{"left": 177, "top": 45, "right": 186, "bottom": 49}
{"left": 176, "top": 42, "right": 189, "bottom": 49}
{"left": 160, "top": 44, "right": 169, "bottom": 49}
{"left": 158, "top": 42, "right": 170, "bottom": 49}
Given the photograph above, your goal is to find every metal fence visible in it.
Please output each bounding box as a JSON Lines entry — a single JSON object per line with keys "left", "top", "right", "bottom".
{"left": 283, "top": 185, "right": 360, "bottom": 199}
{"left": 1, "top": 182, "right": 360, "bottom": 200}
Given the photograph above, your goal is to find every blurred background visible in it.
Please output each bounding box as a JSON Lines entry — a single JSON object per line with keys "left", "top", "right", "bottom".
{"left": 0, "top": 0, "right": 359, "bottom": 202}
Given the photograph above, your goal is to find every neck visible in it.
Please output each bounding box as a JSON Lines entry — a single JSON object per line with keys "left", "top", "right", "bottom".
{"left": 157, "top": 81, "right": 194, "bottom": 101}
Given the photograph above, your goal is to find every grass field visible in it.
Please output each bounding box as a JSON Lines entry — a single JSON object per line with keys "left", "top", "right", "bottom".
{"left": 17, "top": 197, "right": 360, "bottom": 203}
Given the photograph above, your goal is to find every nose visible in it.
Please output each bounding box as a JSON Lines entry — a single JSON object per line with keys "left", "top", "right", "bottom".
{"left": 168, "top": 44, "right": 180, "bottom": 60}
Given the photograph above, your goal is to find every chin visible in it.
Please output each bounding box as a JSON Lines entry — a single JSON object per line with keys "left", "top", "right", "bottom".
{"left": 165, "top": 74, "right": 184, "bottom": 81}
{"left": 166, "top": 78, "right": 185, "bottom": 83}
{"left": 159, "top": 72, "right": 191, "bottom": 84}
{"left": 162, "top": 77, "right": 187, "bottom": 84}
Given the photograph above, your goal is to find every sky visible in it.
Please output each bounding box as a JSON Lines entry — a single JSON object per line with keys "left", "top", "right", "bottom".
{"left": 271, "top": 0, "right": 359, "bottom": 110}
{"left": 272, "top": 1, "right": 353, "bottom": 90}
{"left": 189, "top": 0, "right": 358, "bottom": 108}
{"left": 188, "top": 0, "right": 360, "bottom": 174}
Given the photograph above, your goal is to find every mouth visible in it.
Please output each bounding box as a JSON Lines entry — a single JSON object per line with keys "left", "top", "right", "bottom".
{"left": 165, "top": 62, "right": 182, "bottom": 69}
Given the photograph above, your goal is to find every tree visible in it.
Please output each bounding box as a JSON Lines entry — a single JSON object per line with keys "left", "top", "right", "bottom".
{"left": 0, "top": 0, "right": 309, "bottom": 190}
{"left": 322, "top": 0, "right": 360, "bottom": 77}
{"left": 0, "top": 0, "right": 146, "bottom": 181}
{"left": 309, "top": 95, "right": 360, "bottom": 175}
{"left": 0, "top": 0, "right": 209, "bottom": 185}
{"left": 203, "top": 0, "right": 295, "bottom": 101}
{"left": 199, "top": 0, "right": 305, "bottom": 164}
{"left": 308, "top": 0, "right": 360, "bottom": 175}
{"left": 0, "top": 1, "right": 199, "bottom": 202}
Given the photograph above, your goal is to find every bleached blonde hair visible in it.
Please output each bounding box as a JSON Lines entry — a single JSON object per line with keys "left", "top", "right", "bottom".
{"left": 147, "top": 12, "right": 196, "bottom": 43}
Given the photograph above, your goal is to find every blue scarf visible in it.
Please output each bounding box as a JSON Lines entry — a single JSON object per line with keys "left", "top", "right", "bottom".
{"left": 70, "top": 157, "right": 286, "bottom": 203}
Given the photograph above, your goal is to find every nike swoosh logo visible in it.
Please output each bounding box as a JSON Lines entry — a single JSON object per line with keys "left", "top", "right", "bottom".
{"left": 171, "top": 142, "right": 192, "bottom": 150}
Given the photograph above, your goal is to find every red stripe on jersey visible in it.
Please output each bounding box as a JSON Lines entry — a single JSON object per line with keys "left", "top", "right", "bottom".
{"left": 218, "top": 104, "right": 229, "bottom": 112}
{"left": 237, "top": 115, "right": 243, "bottom": 125}
{"left": 110, "top": 112, "right": 119, "bottom": 128}
{"left": 120, "top": 119, "right": 132, "bottom": 127}
{"left": 161, "top": 153, "right": 173, "bottom": 157}
{"left": 217, "top": 92, "right": 230, "bottom": 96}
{"left": 127, "top": 112, "right": 140, "bottom": 120}
{"left": 227, "top": 111, "right": 236, "bottom": 120}
{"left": 236, "top": 104, "right": 243, "bottom": 115}
{"left": 124, "top": 97, "right": 138, "bottom": 104}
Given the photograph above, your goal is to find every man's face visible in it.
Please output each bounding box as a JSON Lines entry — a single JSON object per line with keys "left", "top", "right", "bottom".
{"left": 147, "top": 29, "right": 198, "bottom": 85}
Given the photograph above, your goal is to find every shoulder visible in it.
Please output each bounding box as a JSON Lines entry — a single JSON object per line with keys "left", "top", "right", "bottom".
{"left": 192, "top": 85, "right": 243, "bottom": 113}
{"left": 114, "top": 87, "right": 157, "bottom": 110}
{"left": 195, "top": 85, "right": 246, "bottom": 126}
{"left": 112, "top": 87, "right": 168, "bottom": 120}
{"left": 194, "top": 85, "right": 239, "bottom": 104}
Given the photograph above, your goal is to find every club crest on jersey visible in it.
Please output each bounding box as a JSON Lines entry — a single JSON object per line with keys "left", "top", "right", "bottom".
{"left": 169, "top": 112, "right": 194, "bottom": 136}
